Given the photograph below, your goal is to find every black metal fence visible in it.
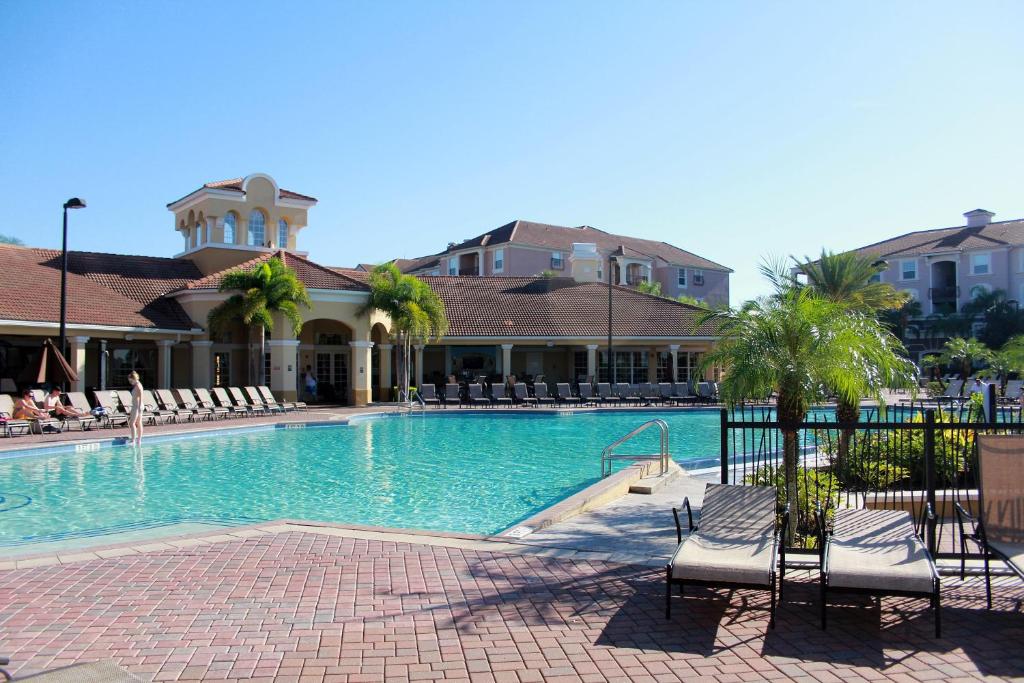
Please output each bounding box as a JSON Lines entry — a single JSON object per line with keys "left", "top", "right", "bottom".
{"left": 719, "top": 391, "right": 1024, "bottom": 556}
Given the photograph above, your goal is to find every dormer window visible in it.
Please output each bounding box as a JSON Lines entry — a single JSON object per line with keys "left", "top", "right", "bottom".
{"left": 278, "top": 219, "right": 289, "bottom": 249}
{"left": 248, "top": 210, "right": 265, "bottom": 247}
{"left": 223, "top": 213, "right": 236, "bottom": 244}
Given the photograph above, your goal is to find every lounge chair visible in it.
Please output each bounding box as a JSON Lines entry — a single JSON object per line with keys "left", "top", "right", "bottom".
{"left": 173, "top": 388, "right": 215, "bottom": 421}
{"left": 92, "top": 390, "right": 131, "bottom": 428}
{"left": 117, "top": 389, "right": 172, "bottom": 425}
{"left": 443, "top": 383, "right": 461, "bottom": 408}
{"left": 0, "top": 395, "right": 32, "bottom": 437}
{"left": 697, "top": 382, "right": 719, "bottom": 403}
{"left": 639, "top": 382, "right": 661, "bottom": 405}
{"left": 999, "top": 379, "right": 1023, "bottom": 405}
{"left": 532, "top": 382, "right": 556, "bottom": 406}
{"left": 245, "top": 386, "right": 286, "bottom": 413}
{"left": 417, "top": 383, "right": 442, "bottom": 407}
{"left": 490, "top": 383, "right": 513, "bottom": 407}
{"left": 230, "top": 386, "right": 268, "bottom": 416}
{"left": 136, "top": 390, "right": 177, "bottom": 423}
{"left": 614, "top": 382, "right": 641, "bottom": 405}
{"left": 555, "top": 382, "right": 581, "bottom": 405}
{"left": 667, "top": 483, "right": 787, "bottom": 629}
{"left": 956, "top": 434, "right": 1024, "bottom": 610}
{"left": 194, "top": 388, "right": 232, "bottom": 419}
{"left": 212, "top": 386, "right": 253, "bottom": 417}
{"left": 53, "top": 391, "right": 97, "bottom": 431}
{"left": 259, "top": 385, "right": 305, "bottom": 412}
{"left": 817, "top": 506, "right": 940, "bottom": 636}
{"left": 596, "top": 382, "right": 621, "bottom": 405}
{"left": 577, "top": 383, "right": 598, "bottom": 406}
{"left": 466, "top": 383, "right": 491, "bottom": 407}
{"left": 513, "top": 383, "right": 536, "bottom": 407}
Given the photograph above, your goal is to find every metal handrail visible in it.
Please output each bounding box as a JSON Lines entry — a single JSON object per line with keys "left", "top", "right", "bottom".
{"left": 600, "top": 419, "right": 669, "bottom": 478}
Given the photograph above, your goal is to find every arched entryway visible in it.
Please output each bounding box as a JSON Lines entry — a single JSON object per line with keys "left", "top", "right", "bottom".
{"left": 370, "top": 323, "right": 392, "bottom": 401}
{"left": 298, "top": 319, "right": 354, "bottom": 404}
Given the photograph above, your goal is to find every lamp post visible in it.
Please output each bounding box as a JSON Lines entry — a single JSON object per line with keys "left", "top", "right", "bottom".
{"left": 60, "top": 198, "right": 87, "bottom": 383}
{"left": 607, "top": 254, "right": 616, "bottom": 383}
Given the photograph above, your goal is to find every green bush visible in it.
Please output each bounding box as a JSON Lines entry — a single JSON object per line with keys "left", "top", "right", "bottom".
{"left": 747, "top": 465, "right": 839, "bottom": 544}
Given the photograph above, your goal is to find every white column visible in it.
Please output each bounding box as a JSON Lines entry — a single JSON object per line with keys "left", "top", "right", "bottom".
{"left": 414, "top": 344, "right": 425, "bottom": 388}
{"left": 378, "top": 343, "right": 394, "bottom": 399}
{"left": 268, "top": 339, "right": 300, "bottom": 399}
{"left": 478, "top": 249, "right": 485, "bottom": 276}
{"left": 618, "top": 260, "right": 627, "bottom": 285}
{"left": 69, "top": 336, "right": 90, "bottom": 392}
{"left": 669, "top": 344, "right": 680, "bottom": 384}
{"left": 191, "top": 340, "right": 213, "bottom": 389}
{"left": 501, "top": 344, "right": 513, "bottom": 380}
{"left": 349, "top": 340, "right": 375, "bottom": 406}
{"left": 205, "top": 216, "right": 216, "bottom": 245}
{"left": 157, "top": 339, "right": 175, "bottom": 389}
{"left": 585, "top": 344, "right": 598, "bottom": 382}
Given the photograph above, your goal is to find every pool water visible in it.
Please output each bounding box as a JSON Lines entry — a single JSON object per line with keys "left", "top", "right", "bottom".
{"left": 0, "top": 410, "right": 725, "bottom": 545}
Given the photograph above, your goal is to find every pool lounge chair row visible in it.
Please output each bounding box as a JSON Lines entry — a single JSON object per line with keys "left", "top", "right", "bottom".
{"left": 417, "top": 381, "right": 722, "bottom": 408}
{"left": 669, "top": 483, "right": 941, "bottom": 636}
{"left": 0, "top": 386, "right": 305, "bottom": 437}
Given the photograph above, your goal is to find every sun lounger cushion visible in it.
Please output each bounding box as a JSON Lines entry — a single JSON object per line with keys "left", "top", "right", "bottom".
{"left": 826, "top": 508, "right": 935, "bottom": 594}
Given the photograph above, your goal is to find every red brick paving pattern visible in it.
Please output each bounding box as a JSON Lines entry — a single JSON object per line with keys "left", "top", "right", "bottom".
{"left": 1, "top": 532, "right": 1022, "bottom": 682}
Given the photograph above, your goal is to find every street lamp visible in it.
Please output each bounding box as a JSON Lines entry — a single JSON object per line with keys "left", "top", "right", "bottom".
{"left": 607, "top": 253, "right": 618, "bottom": 384}
{"left": 60, "top": 198, "right": 87, "bottom": 382}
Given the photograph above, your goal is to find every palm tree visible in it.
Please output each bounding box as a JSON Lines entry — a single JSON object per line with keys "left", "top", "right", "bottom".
{"left": 794, "top": 250, "right": 915, "bottom": 471}
{"left": 938, "top": 337, "right": 992, "bottom": 379}
{"left": 207, "top": 257, "right": 311, "bottom": 386}
{"left": 359, "top": 263, "right": 448, "bottom": 402}
{"left": 700, "top": 262, "right": 916, "bottom": 538}
{"left": 961, "top": 288, "right": 1024, "bottom": 348}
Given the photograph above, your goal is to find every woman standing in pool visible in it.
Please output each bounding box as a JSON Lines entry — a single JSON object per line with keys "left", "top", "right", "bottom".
{"left": 127, "top": 371, "right": 144, "bottom": 444}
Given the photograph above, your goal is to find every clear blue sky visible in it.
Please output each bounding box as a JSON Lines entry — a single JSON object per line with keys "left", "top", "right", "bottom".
{"left": 2, "top": 1, "right": 1022, "bottom": 304}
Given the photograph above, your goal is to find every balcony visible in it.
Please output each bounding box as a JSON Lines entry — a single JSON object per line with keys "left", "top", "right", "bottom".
{"left": 928, "top": 286, "right": 959, "bottom": 301}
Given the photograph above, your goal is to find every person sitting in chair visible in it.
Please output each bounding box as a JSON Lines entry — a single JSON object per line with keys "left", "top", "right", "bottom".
{"left": 43, "top": 387, "right": 89, "bottom": 418}
{"left": 12, "top": 389, "right": 50, "bottom": 420}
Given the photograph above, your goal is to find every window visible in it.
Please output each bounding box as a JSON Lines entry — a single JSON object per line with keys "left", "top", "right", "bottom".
{"left": 264, "top": 352, "right": 271, "bottom": 384}
{"left": 900, "top": 259, "right": 917, "bottom": 280}
{"left": 213, "top": 352, "right": 230, "bottom": 387}
{"left": 596, "top": 350, "right": 648, "bottom": 383}
{"left": 277, "top": 219, "right": 288, "bottom": 249}
{"left": 655, "top": 352, "right": 673, "bottom": 382}
{"left": 550, "top": 251, "right": 563, "bottom": 269}
{"left": 493, "top": 248, "right": 504, "bottom": 273}
{"left": 677, "top": 268, "right": 687, "bottom": 287}
{"left": 573, "top": 351, "right": 588, "bottom": 383}
{"left": 971, "top": 253, "right": 991, "bottom": 275}
{"left": 248, "top": 210, "right": 265, "bottom": 246}
{"left": 448, "top": 258, "right": 458, "bottom": 276}
{"left": 626, "top": 263, "right": 648, "bottom": 285}
{"left": 868, "top": 271, "right": 881, "bottom": 283}
{"left": 223, "top": 213, "right": 236, "bottom": 243}
{"left": 110, "top": 347, "right": 156, "bottom": 388}
{"left": 693, "top": 270, "right": 705, "bottom": 286}
{"left": 196, "top": 222, "right": 204, "bottom": 245}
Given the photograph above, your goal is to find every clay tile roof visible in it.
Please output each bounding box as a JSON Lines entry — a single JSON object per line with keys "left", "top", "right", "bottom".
{"left": 184, "top": 251, "right": 368, "bottom": 292}
{"left": 422, "top": 276, "right": 717, "bottom": 338}
{"left": 167, "top": 178, "right": 317, "bottom": 206}
{"left": 852, "top": 218, "right": 1024, "bottom": 259}
{"left": 443, "top": 220, "right": 731, "bottom": 272}
{"left": 0, "top": 244, "right": 200, "bottom": 330}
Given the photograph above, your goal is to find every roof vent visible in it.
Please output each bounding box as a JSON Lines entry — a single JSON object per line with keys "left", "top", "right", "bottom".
{"left": 964, "top": 209, "right": 994, "bottom": 228}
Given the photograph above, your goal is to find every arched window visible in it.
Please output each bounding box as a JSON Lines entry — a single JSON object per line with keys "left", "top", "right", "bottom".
{"left": 248, "top": 210, "right": 265, "bottom": 246}
{"left": 278, "top": 219, "right": 289, "bottom": 249}
{"left": 223, "top": 213, "right": 236, "bottom": 244}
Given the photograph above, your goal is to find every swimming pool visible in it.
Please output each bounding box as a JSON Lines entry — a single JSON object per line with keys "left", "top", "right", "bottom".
{"left": 0, "top": 410, "right": 726, "bottom": 547}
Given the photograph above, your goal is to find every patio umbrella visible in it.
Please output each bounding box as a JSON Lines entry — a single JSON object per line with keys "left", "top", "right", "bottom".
{"left": 36, "top": 338, "right": 78, "bottom": 387}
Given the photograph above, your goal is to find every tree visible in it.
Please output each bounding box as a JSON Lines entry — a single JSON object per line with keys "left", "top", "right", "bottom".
{"left": 635, "top": 280, "right": 662, "bottom": 296}
{"left": 360, "top": 263, "right": 448, "bottom": 402}
{"left": 676, "top": 294, "right": 703, "bottom": 307}
{"left": 0, "top": 234, "right": 23, "bottom": 245}
{"left": 937, "top": 337, "right": 991, "bottom": 379}
{"left": 960, "top": 288, "right": 1024, "bottom": 348}
{"left": 700, "top": 261, "right": 916, "bottom": 537}
{"left": 794, "top": 250, "right": 915, "bottom": 471}
{"left": 207, "top": 257, "right": 311, "bottom": 386}
{"left": 880, "top": 298, "right": 923, "bottom": 343}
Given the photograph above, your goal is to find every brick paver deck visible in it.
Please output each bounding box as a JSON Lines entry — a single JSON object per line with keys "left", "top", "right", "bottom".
{"left": 2, "top": 529, "right": 1022, "bottom": 682}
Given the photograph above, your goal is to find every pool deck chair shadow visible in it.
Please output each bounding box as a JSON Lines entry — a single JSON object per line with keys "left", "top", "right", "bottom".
{"left": 956, "top": 434, "right": 1024, "bottom": 610}
{"left": 667, "top": 483, "right": 787, "bottom": 629}
{"left": 513, "top": 383, "right": 536, "bottom": 407}
{"left": 259, "top": 385, "right": 304, "bottom": 412}
{"left": 816, "top": 506, "right": 941, "bottom": 637}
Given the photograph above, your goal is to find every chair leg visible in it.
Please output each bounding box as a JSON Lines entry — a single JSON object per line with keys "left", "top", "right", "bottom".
{"left": 984, "top": 552, "right": 992, "bottom": 610}
{"left": 665, "top": 567, "right": 672, "bottom": 619}
{"left": 769, "top": 574, "right": 777, "bottom": 629}
{"left": 820, "top": 581, "right": 827, "bottom": 630}
{"left": 933, "top": 583, "right": 942, "bottom": 638}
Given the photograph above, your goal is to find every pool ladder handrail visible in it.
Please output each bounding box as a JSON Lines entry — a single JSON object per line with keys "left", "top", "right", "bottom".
{"left": 600, "top": 419, "right": 669, "bottom": 478}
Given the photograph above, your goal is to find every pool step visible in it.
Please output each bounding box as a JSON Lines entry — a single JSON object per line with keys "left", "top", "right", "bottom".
{"left": 628, "top": 461, "right": 681, "bottom": 495}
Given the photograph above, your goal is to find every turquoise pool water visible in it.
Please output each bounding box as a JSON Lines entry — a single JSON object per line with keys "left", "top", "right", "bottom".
{"left": 0, "top": 410, "right": 725, "bottom": 545}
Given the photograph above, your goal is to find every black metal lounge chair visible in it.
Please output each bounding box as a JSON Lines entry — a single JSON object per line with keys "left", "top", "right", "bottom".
{"left": 555, "top": 383, "right": 581, "bottom": 405}
{"left": 577, "top": 383, "right": 598, "bottom": 406}
{"left": 466, "top": 383, "right": 491, "bottom": 407}
{"left": 532, "top": 382, "right": 556, "bottom": 406}
{"left": 490, "top": 383, "right": 513, "bottom": 407}
{"left": 418, "top": 383, "right": 442, "bottom": 407}
{"left": 816, "top": 506, "right": 941, "bottom": 637}
{"left": 513, "top": 383, "right": 536, "bottom": 407}
{"left": 596, "top": 382, "right": 621, "bottom": 405}
{"left": 614, "top": 383, "right": 641, "bottom": 406}
{"left": 443, "top": 383, "right": 461, "bottom": 408}
{"left": 639, "top": 382, "right": 661, "bottom": 405}
{"left": 956, "top": 434, "right": 1024, "bottom": 610}
{"left": 667, "top": 483, "right": 787, "bottom": 629}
